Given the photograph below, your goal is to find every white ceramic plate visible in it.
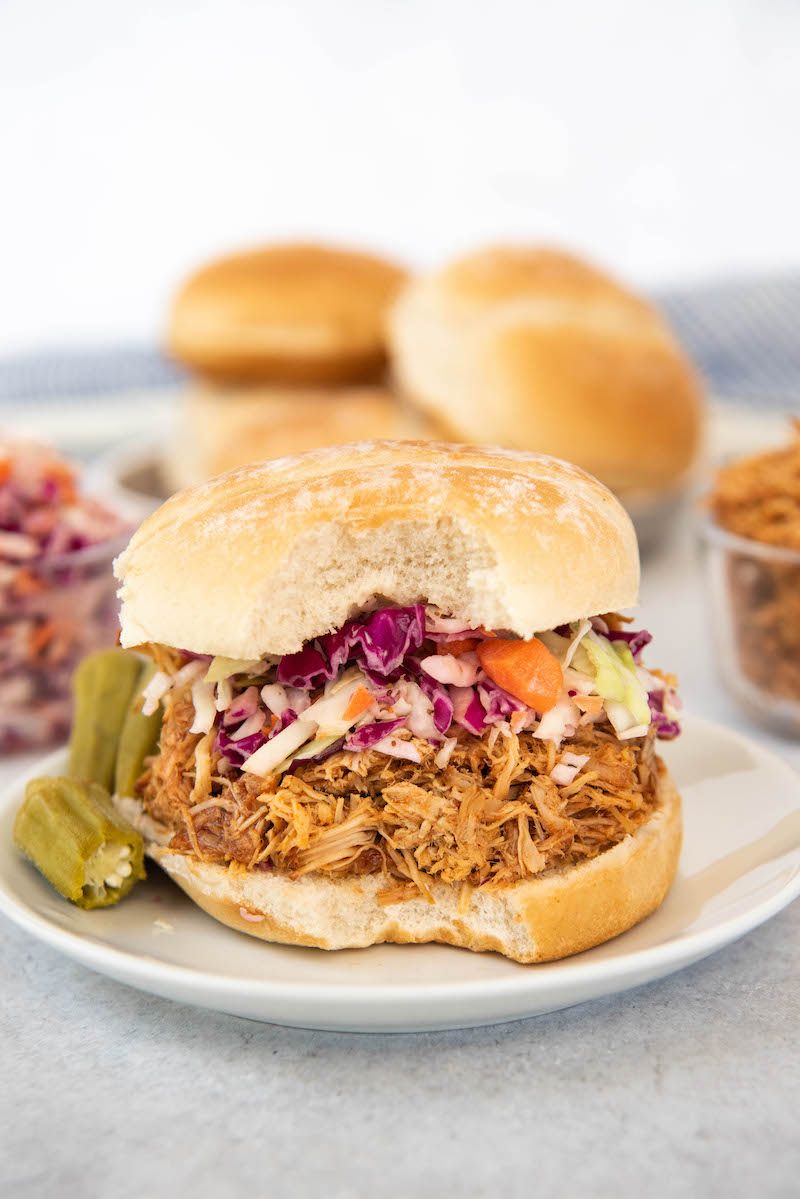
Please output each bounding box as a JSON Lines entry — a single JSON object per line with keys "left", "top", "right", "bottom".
{"left": 2, "top": 389, "right": 177, "bottom": 457}
{"left": 1, "top": 716, "right": 799, "bottom": 1033}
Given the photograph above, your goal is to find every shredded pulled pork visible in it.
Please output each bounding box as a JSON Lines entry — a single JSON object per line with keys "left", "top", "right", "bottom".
{"left": 710, "top": 420, "right": 800, "bottom": 549}
{"left": 138, "top": 689, "right": 661, "bottom": 899}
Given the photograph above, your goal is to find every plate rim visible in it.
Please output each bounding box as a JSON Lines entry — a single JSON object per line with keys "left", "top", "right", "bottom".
{"left": 1, "top": 715, "right": 799, "bottom": 1009}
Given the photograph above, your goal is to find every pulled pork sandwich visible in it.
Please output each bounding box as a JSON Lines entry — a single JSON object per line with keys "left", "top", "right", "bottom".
{"left": 112, "top": 441, "right": 682, "bottom": 963}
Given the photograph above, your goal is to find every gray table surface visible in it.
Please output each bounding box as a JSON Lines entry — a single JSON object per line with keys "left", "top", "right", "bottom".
{"left": 2, "top": 517, "right": 799, "bottom": 1198}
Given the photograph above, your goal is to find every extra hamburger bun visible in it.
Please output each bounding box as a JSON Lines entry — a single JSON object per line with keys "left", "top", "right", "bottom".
{"left": 164, "top": 383, "right": 441, "bottom": 490}
{"left": 387, "top": 247, "right": 704, "bottom": 499}
{"left": 114, "top": 768, "right": 681, "bottom": 964}
{"left": 114, "top": 440, "right": 640, "bottom": 658}
{"left": 167, "top": 242, "right": 407, "bottom": 385}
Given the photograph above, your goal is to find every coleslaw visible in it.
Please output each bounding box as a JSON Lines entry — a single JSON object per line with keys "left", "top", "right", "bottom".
{"left": 0, "top": 440, "right": 129, "bottom": 751}
{"left": 145, "top": 602, "right": 681, "bottom": 782}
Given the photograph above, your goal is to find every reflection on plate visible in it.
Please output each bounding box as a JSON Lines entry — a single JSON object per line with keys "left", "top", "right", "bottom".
{"left": 1, "top": 716, "right": 798, "bottom": 1033}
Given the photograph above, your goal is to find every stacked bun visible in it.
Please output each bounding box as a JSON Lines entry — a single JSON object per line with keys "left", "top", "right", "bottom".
{"left": 166, "top": 243, "right": 432, "bottom": 487}
{"left": 387, "top": 246, "right": 704, "bottom": 515}
{"left": 164, "top": 240, "right": 704, "bottom": 531}
{"left": 169, "top": 243, "right": 407, "bottom": 384}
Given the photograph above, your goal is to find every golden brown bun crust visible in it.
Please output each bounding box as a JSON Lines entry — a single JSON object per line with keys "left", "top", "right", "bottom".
{"left": 114, "top": 440, "right": 640, "bottom": 658}
{"left": 168, "top": 243, "right": 407, "bottom": 385}
{"left": 164, "top": 383, "right": 444, "bottom": 489}
{"left": 387, "top": 246, "right": 704, "bottom": 495}
{"left": 442, "top": 247, "right": 651, "bottom": 312}
{"left": 115, "top": 763, "right": 681, "bottom": 964}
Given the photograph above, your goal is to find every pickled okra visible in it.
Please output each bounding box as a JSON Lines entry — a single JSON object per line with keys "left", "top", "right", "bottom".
{"left": 68, "top": 649, "right": 143, "bottom": 789}
{"left": 114, "top": 660, "right": 164, "bottom": 798}
{"left": 14, "top": 777, "right": 145, "bottom": 908}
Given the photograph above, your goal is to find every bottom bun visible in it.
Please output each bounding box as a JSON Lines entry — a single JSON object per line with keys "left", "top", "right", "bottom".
{"left": 114, "top": 763, "right": 681, "bottom": 964}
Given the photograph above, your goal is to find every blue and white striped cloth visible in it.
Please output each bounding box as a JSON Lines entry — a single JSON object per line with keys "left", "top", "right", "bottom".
{"left": 657, "top": 274, "right": 800, "bottom": 410}
{"left": 0, "top": 346, "right": 183, "bottom": 402}
{"left": 0, "top": 274, "right": 798, "bottom": 409}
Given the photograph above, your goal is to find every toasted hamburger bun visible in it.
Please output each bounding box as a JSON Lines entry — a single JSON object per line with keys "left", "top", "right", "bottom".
{"left": 168, "top": 242, "right": 407, "bottom": 385}
{"left": 114, "top": 440, "right": 640, "bottom": 658}
{"left": 387, "top": 246, "right": 704, "bottom": 499}
{"left": 114, "top": 768, "right": 681, "bottom": 964}
{"left": 164, "top": 383, "right": 442, "bottom": 490}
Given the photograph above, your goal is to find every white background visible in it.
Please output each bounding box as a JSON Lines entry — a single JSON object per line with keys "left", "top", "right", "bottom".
{"left": 2, "top": 0, "right": 800, "bottom": 352}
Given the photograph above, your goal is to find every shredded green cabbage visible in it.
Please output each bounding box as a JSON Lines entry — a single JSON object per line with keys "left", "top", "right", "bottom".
{"left": 274, "top": 734, "right": 342, "bottom": 775}
{"left": 575, "top": 631, "right": 651, "bottom": 726}
{"left": 204, "top": 656, "right": 264, "bottom": 685}
{"left": 537, "top": 630, "right": 571, "bottom": 661}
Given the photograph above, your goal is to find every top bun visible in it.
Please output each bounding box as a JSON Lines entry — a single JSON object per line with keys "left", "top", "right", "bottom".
{"left": 387, "top": 247, "right": 704, "bottom": 497}
{"left": 115, "top": 441, "right": 639, "bottom": 658}
{"left": 167, "top": 243, "right": 407, "bottom": 385}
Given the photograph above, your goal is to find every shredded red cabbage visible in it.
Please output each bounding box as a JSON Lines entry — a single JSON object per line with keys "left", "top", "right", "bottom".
{"left": 219, "top": 706, "right": 298, "bottom": 764}
{"left": 451, "top": 687, "right": 489, "bottom": 735}
{"left": 276, "top": 644, "right": 330, "bottom": 688}
{"left": 357, "top": 669, "right": 397, "bottom": 699}
{"left": 216, "top": 726, "right": 268, "bottom": 765}
{"left": 278, "top": 604, "right": 426, "bottom": 688}
{"left": 223, "top": 686, "right": 260, "bottom": 726}
{"left": 607, "top": 628, "right": 653, "bottom": 662}
{"left": 477, "top": 678, "right": 526, "bottom": 720}
{"left": 317, "top": 627, "right": 355, "bottom": 676}
{"left": 648, "top": 690, "right": 680, "bottom": 739}
{"left": 270, "top": 709, "right": 298, "bottom": 737}
{"left": 345, "top": 718, "right": 405, "bottom": 751}
{"left": 418, "top": 675, "right": 455, "bottom": 735}
{"left": 355, "top": 604, "right": 426, "bottom": 674}
{"left": 0, "top": 440, "right": 124, "bottom": 557}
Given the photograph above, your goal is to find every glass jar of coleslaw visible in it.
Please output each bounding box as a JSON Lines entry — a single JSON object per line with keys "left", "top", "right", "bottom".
{"left": 0, "top": 441, "right": 131, "bottom": 752}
